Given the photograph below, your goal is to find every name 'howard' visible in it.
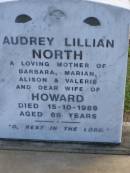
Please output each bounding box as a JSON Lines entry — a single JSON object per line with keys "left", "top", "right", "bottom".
{"left": 32, "top": 93, "right": 84, "bottom": 102}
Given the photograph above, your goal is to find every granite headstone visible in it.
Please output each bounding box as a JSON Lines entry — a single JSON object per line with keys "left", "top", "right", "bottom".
{"left": 0, "top": 0, "right": 130, "bottom": 143}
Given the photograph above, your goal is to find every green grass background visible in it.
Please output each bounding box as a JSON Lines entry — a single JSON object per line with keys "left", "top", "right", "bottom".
{"left": 125, "top": 48, "right": 130, "bottom": 112}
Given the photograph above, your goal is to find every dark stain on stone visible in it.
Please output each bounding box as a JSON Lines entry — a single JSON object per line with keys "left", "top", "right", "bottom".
{"left": 84, "top": 17, "right": 101, "bottom": 26}
{"left": 0, "top": 79, "right": 5, "bottom": 83}
{"left": 48, "top": 9, "right": 66, "bottom": 20}
{"left": 15, "top": 14, "right": 32, "bottom": 23}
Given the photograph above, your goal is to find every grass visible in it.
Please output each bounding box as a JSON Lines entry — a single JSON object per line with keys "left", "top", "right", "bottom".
{"left": 124, "top": 48, "right": 130, "bottom": 112}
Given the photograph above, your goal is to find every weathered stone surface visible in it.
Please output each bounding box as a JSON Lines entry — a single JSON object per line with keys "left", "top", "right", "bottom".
{"left": 0, "top": 151, "right": 129, "bottom": 173}
{"left": 0, "top": 0, "right": 129, "bottom": 143}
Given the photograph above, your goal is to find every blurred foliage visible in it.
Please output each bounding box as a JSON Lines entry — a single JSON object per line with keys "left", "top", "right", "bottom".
{"left": 124, "top": 48, "right": 130, "bottom": 112}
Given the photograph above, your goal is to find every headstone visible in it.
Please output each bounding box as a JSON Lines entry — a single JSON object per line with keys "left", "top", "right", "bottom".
{"left": 0, "top": 0, "right": 130, "bottom": 143}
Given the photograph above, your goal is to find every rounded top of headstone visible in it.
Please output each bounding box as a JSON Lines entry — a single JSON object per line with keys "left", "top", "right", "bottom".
{"left": 0, "top": 0, "right": 18, "bottom": 3}
{"left": 0, "top": 0, "right": 130, "bottom": 10}
{"left": 87, "top": 0, "right": 130, "bottom": 10}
